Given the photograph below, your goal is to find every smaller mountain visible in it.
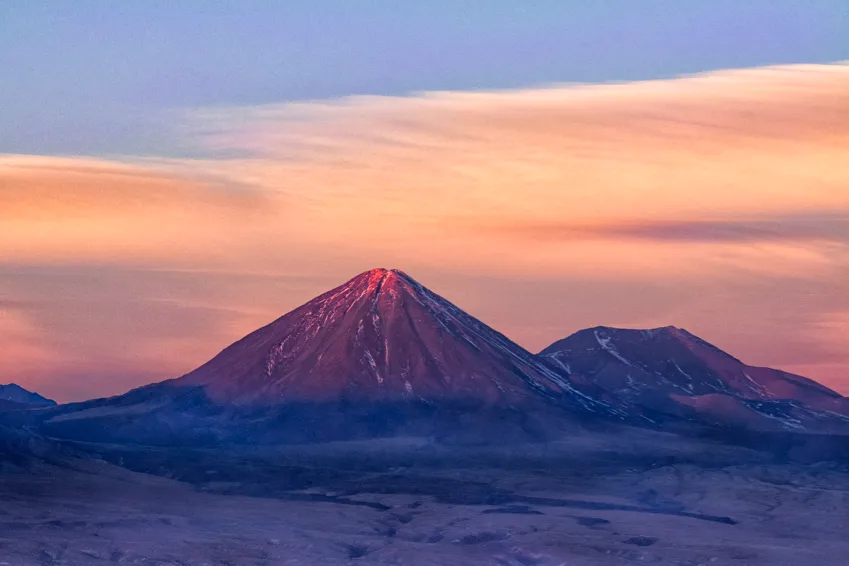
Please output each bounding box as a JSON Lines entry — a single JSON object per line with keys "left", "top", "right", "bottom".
{"left": 539, "top": 326, "right": 849, "bottom": 433}
{"left": 0, "top": 384, "right": 56, "bottom": 408}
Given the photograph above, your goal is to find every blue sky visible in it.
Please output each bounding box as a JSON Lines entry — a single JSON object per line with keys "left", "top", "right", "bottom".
{"left": 2, "top": 1, "right": 847, "bottom": 156}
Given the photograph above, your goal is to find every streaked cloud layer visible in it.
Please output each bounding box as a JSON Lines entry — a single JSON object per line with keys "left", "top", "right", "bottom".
{"left": 2, "top": 63, "right": 847, "bottom": 400}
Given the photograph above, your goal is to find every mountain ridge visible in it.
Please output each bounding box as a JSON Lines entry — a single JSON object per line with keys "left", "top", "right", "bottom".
{"left": 16, "top": 268, "right": 845, "bottom": 443}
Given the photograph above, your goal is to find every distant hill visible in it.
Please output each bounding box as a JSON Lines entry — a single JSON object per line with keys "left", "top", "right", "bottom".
{"left": 0, "top": 384, "right": 56, "bottom": 408}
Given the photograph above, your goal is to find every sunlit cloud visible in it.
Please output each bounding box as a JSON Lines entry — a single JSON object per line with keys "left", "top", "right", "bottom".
{"left": 1, "top": 62, "right": 848, "bottom": 400}
{"left": 0, "top": 155, "right": 278, "bottom": 265}
{"left": 179, "top": 62, "right": 849, "bottom": 278}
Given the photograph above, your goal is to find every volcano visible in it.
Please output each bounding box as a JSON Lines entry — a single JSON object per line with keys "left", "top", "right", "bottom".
{"left": 539, "top": 326, "right": 849, "bottom": 432}
{"left": 40, "top": 269, "right": 617, "bottom": 444}
{"left": 170, "top": 268, "right": 604, "bottom": 410}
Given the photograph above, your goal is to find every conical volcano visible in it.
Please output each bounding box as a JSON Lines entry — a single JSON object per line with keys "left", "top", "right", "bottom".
{"left": 174, "top": 268, "right": 604, "bottom": 411}
{"left": 40, "top": 269, "right": 616, "bottom": 444}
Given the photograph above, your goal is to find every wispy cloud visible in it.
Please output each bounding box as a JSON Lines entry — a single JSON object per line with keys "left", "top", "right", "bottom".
{"left": 0, "top": 155, "right": 273, "bottom": 265}
{"left": 497, "top": 212, "right": 849, "bottom": 245}
{"left": 178, "top": 62, "right": 849, "bottom": 276}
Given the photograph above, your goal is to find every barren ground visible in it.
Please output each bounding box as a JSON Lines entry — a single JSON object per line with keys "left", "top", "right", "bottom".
{"left": 1, "top": 431, "right": 847, "bottom": 565}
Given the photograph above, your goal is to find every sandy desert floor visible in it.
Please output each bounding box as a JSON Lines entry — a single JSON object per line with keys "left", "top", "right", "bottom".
{"left": 1, "top": 432, "right": 848, "bottom": 565}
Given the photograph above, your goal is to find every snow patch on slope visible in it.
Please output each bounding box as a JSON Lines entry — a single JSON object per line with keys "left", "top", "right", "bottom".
{"left": 594, "top": 330, "right": 634, "bottom": 367}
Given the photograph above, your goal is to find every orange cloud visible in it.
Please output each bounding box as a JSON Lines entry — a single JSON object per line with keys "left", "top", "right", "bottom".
{"left": 177, "top": 62, "right": 849, "bottom": 278}
{"left": 0, "top": 155, "right": 271, "bottom": 265}
{"left": 190, "top": 62, "right": 849, "bottom": 219}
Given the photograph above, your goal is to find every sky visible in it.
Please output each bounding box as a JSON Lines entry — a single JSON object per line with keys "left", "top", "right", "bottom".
{"left": 1, "top": 2, "right": 848, "bottom": 401}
